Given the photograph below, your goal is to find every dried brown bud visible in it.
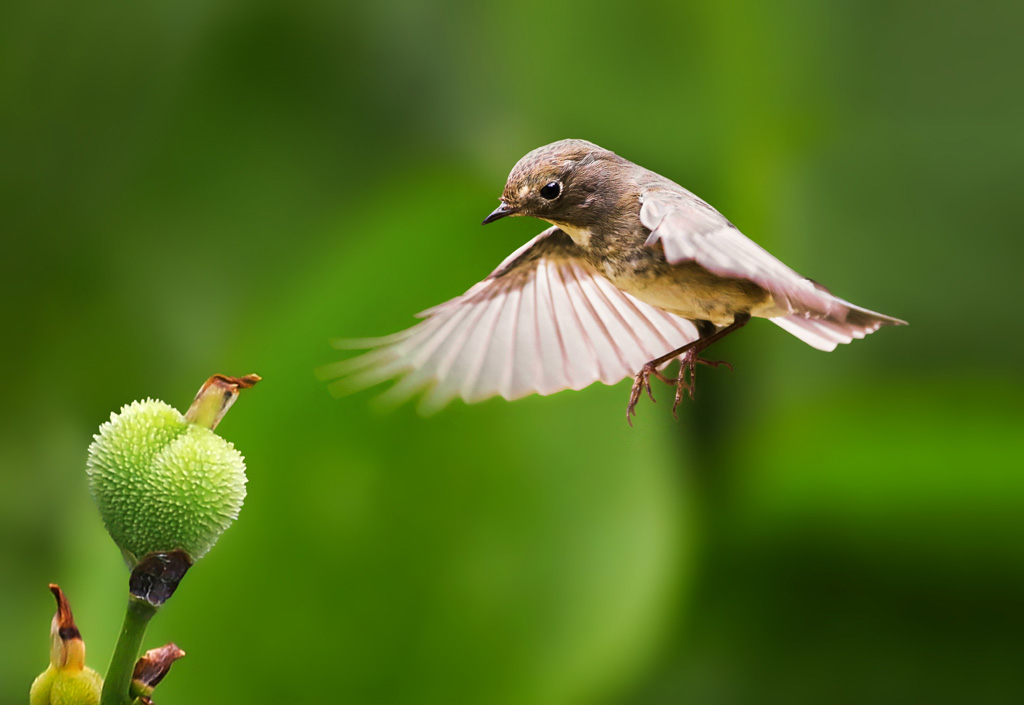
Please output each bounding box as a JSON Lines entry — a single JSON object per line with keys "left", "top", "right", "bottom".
{"left": 130, "top": 643, "right": 186, "bottom": 698}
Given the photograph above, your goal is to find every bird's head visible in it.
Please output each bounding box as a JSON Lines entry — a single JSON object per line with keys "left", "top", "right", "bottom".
{"left": 482, "top": 139, "right": 626, "bottom": 230}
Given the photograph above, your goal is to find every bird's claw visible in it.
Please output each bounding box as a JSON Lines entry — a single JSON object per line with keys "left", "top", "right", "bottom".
{"left": 629, "top": 352, "right": 736, "bottom": 423}
{"left": 699, "top": 358, "right": 733, "bottom": 372}
{"left": 626, "top": 363, "right": 659, "bottom": 426}
{"left": 671, "top": 351, "right": 697, "bottom": 418}
{"left": 650, "top": 368, "right": 675, "bottom": 385}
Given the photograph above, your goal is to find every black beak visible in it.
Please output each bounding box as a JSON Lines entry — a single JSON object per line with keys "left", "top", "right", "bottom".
{"left": 482, "top": 202, "right": 516, "bottom": 225}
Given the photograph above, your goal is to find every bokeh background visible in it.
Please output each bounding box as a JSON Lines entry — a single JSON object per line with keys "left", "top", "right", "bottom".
{"left": 2, "top": 1, "right": 1021, "bottom": 703}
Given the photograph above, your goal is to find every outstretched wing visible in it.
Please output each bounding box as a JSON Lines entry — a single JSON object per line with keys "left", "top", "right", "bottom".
{"left": 323, "top": 227, "right": 700, "bottom": 412}
{"left": 639, "top": 186, "right": 850, "bottom": 319}
{"left": 639, "top": 186, "right": 906, "bottom": 349}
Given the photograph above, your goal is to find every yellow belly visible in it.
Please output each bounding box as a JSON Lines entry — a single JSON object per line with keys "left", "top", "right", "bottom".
{"left": 604, "top": 261, "right": 776, "bottom": 326}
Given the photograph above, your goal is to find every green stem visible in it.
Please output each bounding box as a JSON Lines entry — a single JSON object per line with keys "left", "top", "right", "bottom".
{"left": 101, "top": 597, "right": 158, "bottom": 705}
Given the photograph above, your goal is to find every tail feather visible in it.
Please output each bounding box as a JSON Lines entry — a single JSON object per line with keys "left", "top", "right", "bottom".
{"left": 770, "top": 301, "right": 907, "bottom": 352}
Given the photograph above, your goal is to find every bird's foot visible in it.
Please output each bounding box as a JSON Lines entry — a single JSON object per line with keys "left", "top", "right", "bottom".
{"left": 650, "top": 367, "right": 675, "bottom": 385}
{"left": 625, "top": 313, "right": 748, "bottom": 425}
{"left": 670, "top": 352, "right": 734, "bottom": 417}
{"left": 626, "top": 362, "right": 660, "bottom": 426}
{"left": 627, "top": 355, "right": 733, "bottom": 424}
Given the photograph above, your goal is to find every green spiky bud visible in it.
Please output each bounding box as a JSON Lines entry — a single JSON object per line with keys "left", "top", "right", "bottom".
{"left": 86, "top": 375, "right": 258, "bottom": 565}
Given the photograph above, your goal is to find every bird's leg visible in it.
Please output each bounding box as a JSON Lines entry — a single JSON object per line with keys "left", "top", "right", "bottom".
{"left": 671, "top": 350, "right": 734, "bottom": 417}
{"left": 644, "top": 320, "right": 715, "bottom": 392}
{"left": 627, "top": 313, "right": 750, "bottom": 425}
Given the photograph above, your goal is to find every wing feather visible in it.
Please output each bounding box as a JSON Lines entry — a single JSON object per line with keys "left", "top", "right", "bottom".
{"left": 550, "top": 259, "right": 600, "bottom": 390}
{"left": 640, "top": 187, "right": 844, "bottom": 318}
{"left": 503, "top": 264, "right": 539, "bottom": 399}
{"left": 639, "top": 186, "right": 907, "bottom": 339}
{"left": 564, "top": 263, "right": 626, "bottom": 383}
{"left": 325, "top": 227, "right": 701, "bottom": 410}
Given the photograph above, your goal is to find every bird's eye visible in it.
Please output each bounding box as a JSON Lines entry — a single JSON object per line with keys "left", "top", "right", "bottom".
{"left": 539, "top": 181, "right": 561, "bottom": 200}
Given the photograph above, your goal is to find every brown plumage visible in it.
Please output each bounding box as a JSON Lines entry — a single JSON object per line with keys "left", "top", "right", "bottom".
{"left": 326, "top": 139, "right": 906, "bottom": 422}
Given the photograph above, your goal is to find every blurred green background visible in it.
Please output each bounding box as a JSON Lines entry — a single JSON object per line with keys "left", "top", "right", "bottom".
{"left": 2, "top": 1, "right": 1021, "bottom": 703}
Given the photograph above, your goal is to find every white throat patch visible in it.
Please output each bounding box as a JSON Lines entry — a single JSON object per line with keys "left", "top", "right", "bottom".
{"left": 550, "top": 221, "right": 593, "bottom": 248}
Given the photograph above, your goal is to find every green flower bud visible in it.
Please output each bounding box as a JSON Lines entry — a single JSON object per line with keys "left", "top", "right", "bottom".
{"left": 43, "top": 671, "right": 103, "bottom": 705}
{"left": 30, "top": 585, "right": 103, "bottom": 705}
{"left": 29, "top": 667, "right": 56, "bottom": 704}
{"left": 86, "top": 375, "right": 257, "bottom": 565}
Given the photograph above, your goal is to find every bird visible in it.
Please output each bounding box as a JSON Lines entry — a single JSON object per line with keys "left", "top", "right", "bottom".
{"left": 325, "top": 139, "right": 906, "bottom": 423}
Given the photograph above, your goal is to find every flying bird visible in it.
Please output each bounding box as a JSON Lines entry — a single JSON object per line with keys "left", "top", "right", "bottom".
{"left": 327, "top": 139, "right": 906, "bottom": 423}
